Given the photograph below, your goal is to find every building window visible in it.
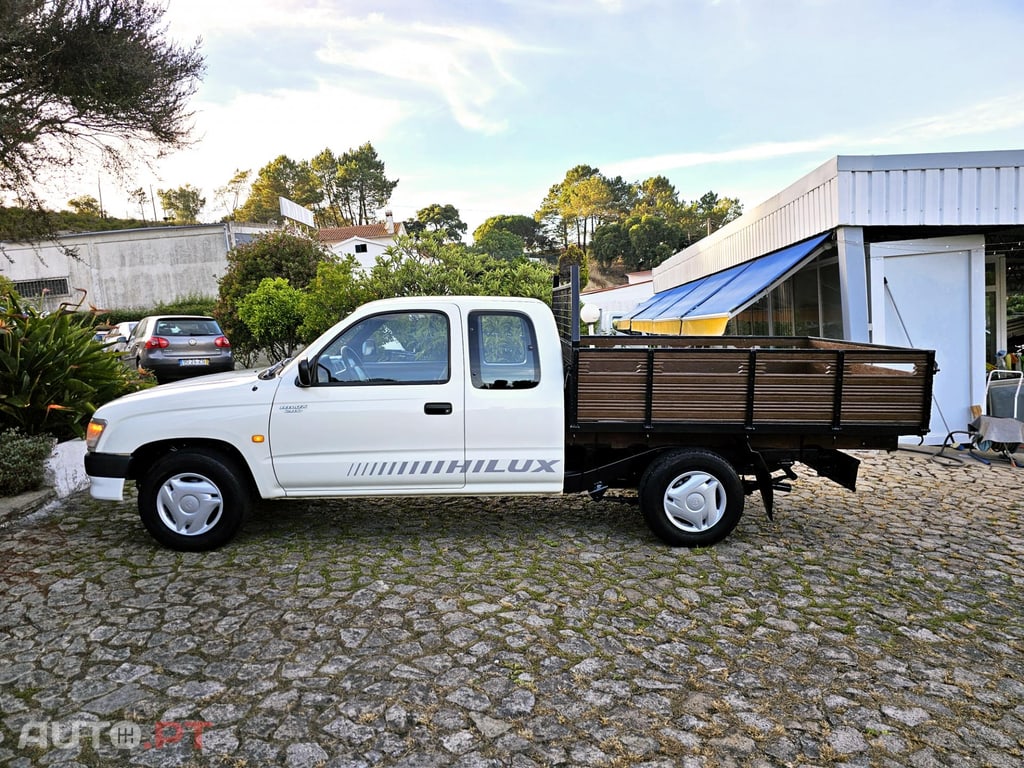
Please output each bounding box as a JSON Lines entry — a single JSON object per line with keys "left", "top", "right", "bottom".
{"left": 13, "top": 277, "right": 70, "bottom": 299}
{"left": 354, "top": 243, "right": 368, "bottom": 254}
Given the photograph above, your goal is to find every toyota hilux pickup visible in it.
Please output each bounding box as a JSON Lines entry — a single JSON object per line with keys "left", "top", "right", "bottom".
{"left": 84, "top": 271, "right": 935, "bottom": 551}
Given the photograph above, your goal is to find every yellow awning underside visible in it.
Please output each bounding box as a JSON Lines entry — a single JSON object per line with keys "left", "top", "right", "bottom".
{"left": 613, "top": 313, "right": 730, "bottom": 336}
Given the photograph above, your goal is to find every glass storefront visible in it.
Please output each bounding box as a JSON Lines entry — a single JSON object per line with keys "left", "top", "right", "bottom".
{"left": 725, "top": 255, "right": 842, "bottom": 339}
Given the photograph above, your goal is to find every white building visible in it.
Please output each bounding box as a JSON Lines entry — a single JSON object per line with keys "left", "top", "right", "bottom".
{"left": 579, "top": 271, "right": 654, "bottom": 334}
{"left": 617, "top": 150, "right": 1024, "bottom": 444}
{"left": 318, "top": 211, "right": 405, "bottom": 271}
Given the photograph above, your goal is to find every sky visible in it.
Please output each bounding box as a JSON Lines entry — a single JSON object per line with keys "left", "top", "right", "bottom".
{"left": 41, "top": 0, "right": 1024, "bottom": 237}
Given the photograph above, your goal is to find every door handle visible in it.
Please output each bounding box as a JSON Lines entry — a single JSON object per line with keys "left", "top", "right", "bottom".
{"left": 424, "top": 402, "right": 453, "bottom": 415}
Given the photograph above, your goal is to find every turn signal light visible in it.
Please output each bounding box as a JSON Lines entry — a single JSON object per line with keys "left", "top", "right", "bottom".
{"left": 85, "top": 419, "right": 106, "bottom": 451}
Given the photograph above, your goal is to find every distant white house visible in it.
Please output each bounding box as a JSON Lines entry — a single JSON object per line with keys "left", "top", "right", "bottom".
{"left": 318, "top": 211, "right": 405, "bottom": 271}
{"left": 580, "top": 271, "right": 654, "bottom": 334}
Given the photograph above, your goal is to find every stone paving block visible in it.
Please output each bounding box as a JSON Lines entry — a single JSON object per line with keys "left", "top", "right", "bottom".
{"left": 0, "top": 449, "right": 1021, "bottom": 765}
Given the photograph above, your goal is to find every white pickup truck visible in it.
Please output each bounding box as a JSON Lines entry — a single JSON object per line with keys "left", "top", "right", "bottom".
{"left": 84, "top": 273, "right": 935, "bottom": 551}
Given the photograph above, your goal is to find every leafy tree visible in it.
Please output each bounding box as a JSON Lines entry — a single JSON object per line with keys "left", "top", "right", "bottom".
{"left": 213, "top": 168, "right": 250, "bottom": 221}
{"left": 298, "top": 255, "right": 370, "bottom": 341}
{"left": 157, "top": 184, "right": 204, "bottom": 223}
{"left": 309, "top": 148, "right": 348, "bottom": 227}
{"left": 558, "top": 244, "right": 588, "bottom": 290}
{"left": 357, "top": 235, "right": 554, "bottom": 305}
{"left": 473, "top": 214, "right": 552, "bottom": 255}
{"left": 234, "top": 155, "right": 319, "bottom": 225}
{"left": 591, "top": 221, "right": 631, "bottom": 270}
{"left": 682, "top": 191, "right": 743, "bottom": 240}
{"left": 0, "top": 0, "right": 204, "bottom": 242}
{"left": 473, "top": 228, "right": 524, "bottom": 262}
{"left": 414, "top": 203, "right": 466, "bottom": 243}
{"left": 590, "top": 181, "right": 744, "bottom": 271}
{"left": 129, "top": 187, "right": 149, "bottom": 222}
{"left": 626, "top": 214, "right": 686, "bottom": 270}
{"left": 335, "top": 142, "right": 398, "bottom": 225}
{"left": 236, "top": 277, "right": 305, "bottom": 361}
{"left": 535, "top": 165, "right": 629, "bottom": 254}
{"left": 214, "top": 229, "right": 331, "bottom": 363}
{"left": 67, "top": 195, "right": 102, "bottom": 217}
{"left": 634, "top": 175, "right": 681, "bottom": 218}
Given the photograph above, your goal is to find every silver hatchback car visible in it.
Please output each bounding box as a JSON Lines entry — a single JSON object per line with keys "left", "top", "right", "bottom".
{"left": 123, "top": 315, "right": 234, "bottom": 383}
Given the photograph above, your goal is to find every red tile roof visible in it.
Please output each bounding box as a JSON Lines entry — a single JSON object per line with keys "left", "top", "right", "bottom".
{"left": 318, "top": 222, "right": 403, "bottom": 243}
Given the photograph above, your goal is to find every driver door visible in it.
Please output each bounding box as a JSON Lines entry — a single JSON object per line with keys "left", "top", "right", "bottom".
{"left": 268, "top": 307, "right": 467, "bottom": 493}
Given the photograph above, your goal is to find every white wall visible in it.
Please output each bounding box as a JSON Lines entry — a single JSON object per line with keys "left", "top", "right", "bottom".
{"left": 868, "top": 235, "right": 986, "bottom": 444}
{"left": 329, "top": 237, "right": 393, "bottom": 272}
{"left": 1, "top": 224, "right": 273, "bottom": 310}
{"left": 580, "top": 281, "right": 654, "bottom": 334}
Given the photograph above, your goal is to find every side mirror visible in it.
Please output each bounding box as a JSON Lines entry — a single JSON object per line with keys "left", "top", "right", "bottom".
{"left": 296, "top": 358, "right": 312, "bottom": 387}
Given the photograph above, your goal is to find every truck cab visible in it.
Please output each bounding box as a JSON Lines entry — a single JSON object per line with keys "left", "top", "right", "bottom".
{"left": 85, "top": 295, "right": 566, "bottom": 551}
{"left": 267, "top": 296, "right": 565, "bottom": 495}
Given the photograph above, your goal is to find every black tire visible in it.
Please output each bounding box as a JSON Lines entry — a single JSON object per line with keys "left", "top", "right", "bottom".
{"left": 638, "top": 449, "right": 744, "bottom": 547}
{"left": 137, "top": 449, "right": 252, "bottom": 551}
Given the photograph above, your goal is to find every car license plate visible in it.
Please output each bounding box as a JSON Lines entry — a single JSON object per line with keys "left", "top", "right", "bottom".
{"left": 179, "top": 359, "right": 209, "bottom": 367}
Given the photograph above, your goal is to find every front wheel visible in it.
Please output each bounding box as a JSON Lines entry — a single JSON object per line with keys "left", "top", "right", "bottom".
{"left": 137, "top": 449, "right": 252, "bottom": 551}
{"left": 639, "top": 449, "right": 744, "bottom": 547}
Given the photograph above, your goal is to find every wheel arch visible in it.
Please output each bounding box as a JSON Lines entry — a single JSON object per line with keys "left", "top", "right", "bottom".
{"left": 127, "top": 438, "right": 260, "bottom": 498}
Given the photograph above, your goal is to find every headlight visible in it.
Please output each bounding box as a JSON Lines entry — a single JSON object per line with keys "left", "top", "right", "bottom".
{"left": 85, "top": 419, "right": 106, "bottom": 451}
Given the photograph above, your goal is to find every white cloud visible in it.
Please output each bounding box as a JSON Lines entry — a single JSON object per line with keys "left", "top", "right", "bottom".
{"left": 61, "top": 80, "right": 408, "bottom": 220}
{"left": 603, "top": 136, "right": 846, "bottom": 179}
{"left": 605, "top": 91, "right": 1024, "bottom": 182}
{"left": 317, "top": 16, "right": 527, "bottom": 135}
{"left": 890, "top": 94, "right": 1024, "bottom": 142}
{"left": 162, "top": 0, "right": 342, "bottom": 40}
{"left": 164, "top": 4, "right": 530, "bottom": 135}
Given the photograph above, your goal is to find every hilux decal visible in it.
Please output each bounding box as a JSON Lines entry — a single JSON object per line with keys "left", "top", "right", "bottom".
{"left": 345, "top": 458, "right": 560, "bottom": 477}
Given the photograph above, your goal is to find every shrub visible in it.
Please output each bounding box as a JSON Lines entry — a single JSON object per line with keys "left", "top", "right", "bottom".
{"left": 88, "top": 295, "right": 217, "bottom": 332}
{"left": 215, "top": 230, "right": 331, "bottom": 362}
{"left": 0, "top": 428, "right": 55, "bottom": 496}
{"left": 153, "top": 293, "right": 217, "bottom": 316}
{"left": 0, "top": 288, "right": 153, "bottom": 441}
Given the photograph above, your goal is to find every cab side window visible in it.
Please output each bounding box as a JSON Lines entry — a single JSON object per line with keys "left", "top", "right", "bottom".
{"left": 468, "top": 311, "right": 540, "bottom": 390}
{"left": 314, "top": 311, "right": 450, "bottom": 385}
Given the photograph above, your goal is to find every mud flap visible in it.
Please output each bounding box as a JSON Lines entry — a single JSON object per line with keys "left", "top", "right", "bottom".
{"left": 801, "top": 449, "right": 860, "bottom": 492}
{"left": 749, "top": 449, "right": 775, "bottom": 520}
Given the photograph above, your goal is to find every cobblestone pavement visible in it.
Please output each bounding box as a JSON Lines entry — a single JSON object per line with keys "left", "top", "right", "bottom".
{"left": 1, "top": 448, "right": 1022, "bottom": 767}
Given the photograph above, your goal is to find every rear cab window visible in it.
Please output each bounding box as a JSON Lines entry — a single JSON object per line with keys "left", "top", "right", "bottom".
{"left": 467, "top": 311, "right": 540, "bottom": 390}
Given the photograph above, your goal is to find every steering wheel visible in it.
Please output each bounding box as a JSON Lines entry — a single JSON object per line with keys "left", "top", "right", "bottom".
{"left": 340, "top": 345, "right": 368, "bottom": 382}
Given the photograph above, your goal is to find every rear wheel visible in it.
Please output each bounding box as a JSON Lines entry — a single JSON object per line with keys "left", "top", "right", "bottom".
{"left": 137, "top": 449, "right": 251, "bottom": 551}
{"left": 639, "top": 449, "right": 744, "bottom": 547}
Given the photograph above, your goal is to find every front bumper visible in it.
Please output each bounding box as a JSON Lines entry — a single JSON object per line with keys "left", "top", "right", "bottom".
{"left": 85, "top": 451, "right": 131, "bottom": 478}
{"left": 84, "top": 452, "right": 131, "bottom": 501}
